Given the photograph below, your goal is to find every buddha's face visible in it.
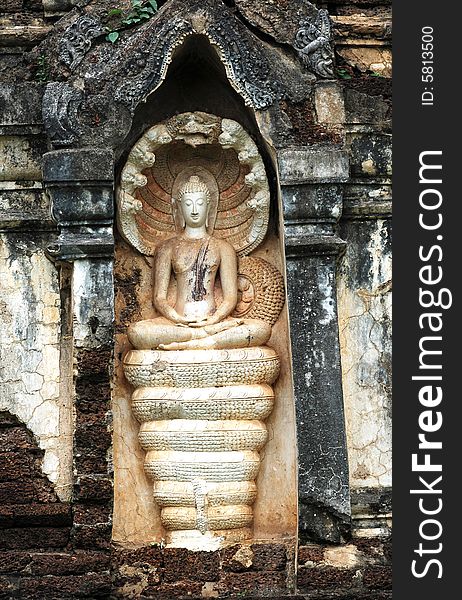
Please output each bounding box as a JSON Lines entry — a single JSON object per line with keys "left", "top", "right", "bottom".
{"left": 180, "top": 191, "right": 209, "bottom": 228}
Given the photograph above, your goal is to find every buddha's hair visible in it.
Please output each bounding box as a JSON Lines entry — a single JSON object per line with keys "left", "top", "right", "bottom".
{"left": 178, "top": 175, "right": 210, "bottom": 202}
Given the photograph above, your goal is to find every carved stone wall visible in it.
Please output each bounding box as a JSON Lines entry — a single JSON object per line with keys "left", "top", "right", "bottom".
{"left": 0, "top": 0, "right": 391, "bottom": 597}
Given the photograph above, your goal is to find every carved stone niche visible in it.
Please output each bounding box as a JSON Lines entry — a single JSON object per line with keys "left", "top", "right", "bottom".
{"left": 113, "top": 112, "right": 297, "bottom": 550}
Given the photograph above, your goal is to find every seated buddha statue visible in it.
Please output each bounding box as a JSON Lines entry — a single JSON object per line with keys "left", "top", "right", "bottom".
{"left": 127, "top": 175, "right": 271, "bottom": 351}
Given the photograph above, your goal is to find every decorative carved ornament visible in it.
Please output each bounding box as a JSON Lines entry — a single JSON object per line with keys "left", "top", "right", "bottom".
{"left": 117, "top": 112, "right": 271, "bottom": 257}
{"left": 59, "top": 15, "right": 105, "bottom": 71}
{"left": 44, "top": 1, "right": 335, "bottom": 148}
{"left": 54, "top": 0, "right": 280, "bottom": 118}
{"left": 294, "top": 9, "right": 335, "bottom": 78}
{"left": 110, "top": 7, "right": 280, "bottom": 113}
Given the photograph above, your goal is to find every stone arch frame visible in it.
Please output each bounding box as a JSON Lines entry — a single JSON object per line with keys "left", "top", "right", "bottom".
{"left": 41, "top": 0, "right": 350, "bottom": 544}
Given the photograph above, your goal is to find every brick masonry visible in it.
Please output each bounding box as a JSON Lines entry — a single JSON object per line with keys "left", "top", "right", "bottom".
{"left": 0, "top": 413, "right": 391, "bottom": 598}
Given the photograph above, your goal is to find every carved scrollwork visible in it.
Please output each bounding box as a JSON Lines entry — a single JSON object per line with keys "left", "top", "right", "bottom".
{"left": 59, "top": 15, "right": 105, "bottom": 71}
{"left": 43, "top": 0, "right": 285, "bottom": 148}
{"left": 294, "top": 9, "right": 335, "bottom": 78}
{"left": 109, "top": 1, "right": 280, "bottom": 113}
{"left": 205, "top": 9, "right": 280, "bottom": 109}
{"left": 113, "top": 17, "right": 194, "bottom": 114}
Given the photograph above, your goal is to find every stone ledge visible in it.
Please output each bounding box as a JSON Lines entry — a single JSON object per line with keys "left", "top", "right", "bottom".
{"left": 0, "top": 83, "right": 44, "bottom": 127}
{"left": 284, "top": 232, "right": 346, "bottom": 258}
{"left": 0, "top": 25, "right": 52, "bottom": 47}
{"left": 279, "top": 149, "right": 349, "bottom": 185}
{"left": 332, "top": 15, "right": 392, "bottom": 42}
{"left": 43, "top": 149, "right": 114, "bottom": 183}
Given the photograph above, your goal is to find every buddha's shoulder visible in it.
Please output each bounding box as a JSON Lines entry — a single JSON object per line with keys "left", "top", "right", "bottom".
{"left": 210, "top": 236, "right": 236, "bottom": 254}
{"left": 155, "top": 236, "right": 176, "bottom": 255}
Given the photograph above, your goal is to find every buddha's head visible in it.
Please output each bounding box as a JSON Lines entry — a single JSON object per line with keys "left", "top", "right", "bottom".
{"left": 177, "top": 175, "right": 211, "bottom": 228}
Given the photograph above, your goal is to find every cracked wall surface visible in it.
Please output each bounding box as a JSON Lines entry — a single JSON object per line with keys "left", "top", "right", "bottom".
{"left": 0, "top": 234, "right": 72, "bottom": 500}
{"left": 337, "top": 218, "right": 392, "bottom": 490}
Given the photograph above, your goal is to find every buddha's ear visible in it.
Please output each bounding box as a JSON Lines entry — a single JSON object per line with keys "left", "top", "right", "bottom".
{"left": 172, "top": 197, "right": 185, "bottom": 229}
{"left": 205, "top": 197, "right": 211, "bottom": 228}
{"left": 178, "top": 209, "right": 185, "bottom": 229}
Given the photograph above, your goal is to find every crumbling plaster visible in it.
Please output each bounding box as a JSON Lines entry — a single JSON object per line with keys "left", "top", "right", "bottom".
{"left": 337, "top": 218, "right": 392, "bottom": 489}
{"left": 0, "top": 235, "right": 73, "bottom": 500}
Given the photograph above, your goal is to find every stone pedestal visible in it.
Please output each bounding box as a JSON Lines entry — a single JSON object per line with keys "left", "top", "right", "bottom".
{"left": 123, "top": 346, "right": 279, "bottom": 549}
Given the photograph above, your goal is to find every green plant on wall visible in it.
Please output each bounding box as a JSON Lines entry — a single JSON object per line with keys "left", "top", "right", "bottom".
{"left": 106, "top": 0, "right": 158, "bottom": 43}
{"left": 336, "top": 67, "right": 352, "bottom": 80}
{"left": 35, "top": 54, "right": 49, "bottom": 82}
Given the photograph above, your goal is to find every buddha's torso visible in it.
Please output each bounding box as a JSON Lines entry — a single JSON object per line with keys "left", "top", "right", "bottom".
{"left": 170, "top": 235, "right": 222, "bottom": 321}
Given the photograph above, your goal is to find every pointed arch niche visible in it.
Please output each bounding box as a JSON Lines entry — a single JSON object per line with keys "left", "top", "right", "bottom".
{"left": 112, "top": 34, "right": 298, "bottom": 547}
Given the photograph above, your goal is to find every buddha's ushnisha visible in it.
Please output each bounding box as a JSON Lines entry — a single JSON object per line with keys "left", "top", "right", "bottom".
{"left": 128, "top": 175, "right": 271, "bottom": 350}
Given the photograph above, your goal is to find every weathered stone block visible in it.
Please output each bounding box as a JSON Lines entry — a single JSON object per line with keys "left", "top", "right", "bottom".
{"left": 71, "top": 524, "right": 112, "bottom": 550}
{"left": 0, "top": 480, "right": 57, "bottom": 505}
{"left": 297, "top": 565, "right": 358, "bottom": 589}
{"left": 344, "top": 84, "right": 391, "bottom": 127}
{"left": 338, "top": 46, "right": 392, "bottom": 77}
{"left": 112, "top": 546, "right": 163, "bottom": 568}
{"left": 75, "top": 416, "right": 111, "bottom": 460}
{"left": 76, "top": 348, "right": 112, "bottom": 379}
{"left": 43, "top": 149, "right": 114, "bottom": 225}
{"left": 332, "top": 14, "right": 391, "bottom": 41}
{"left": 43, "top": 149, "right": 113, "bottom": 184}
{"left": 347, "top": 132, "right": 392, "bottom": 179}
{"left": 0, "top": 136, "right": 45, "bottom": 181}
{"left": 0, "top": 84, "right": 43, "bottom": 128}
{"left": 163, "top": 548, "right": 220, "bottom": 583}
{"left": 0, "top": 504, "right": 72, "bottom": 528}
{"left": 298, "top": 544, "right": 325, "bottom": 565}
{"left": 218, "top": 570, "right": 287, "bottom": 596}
{"left": 251, "top": 543, "right": 287, "bottom": 571}
{"left": 0, "top": 527, "right": 70, "bottom": 550}
{"left": 363, "top": 566, "right": 392, "bottom": 590}
{"left": 0, "top": 451, "right": 41, "bottom": 480}
{"left": 315, "top": 82, "right": 345, "bottom": 125}
{"left": 43, "top": 0, "right": 78, "bottom": 17}
{"left": 74, "top": 476, "right": 113, "bottom": 504}
{"left": 18, "top": 573, "right": 111, "bottom": 600}
{"left": 279, "top": 148, "right": 349, "bottom": 185}
{"left": 282, "top": 184, "right": 343, "bottom": 228}
{"left": 30, "top": 551, "right": 110, "bottom": 576}
{"left": 0, "top": 186, "right": 52, "bottom": 231}
{"left": 75, "top": 380, "right": 110, "bottom": 414}
{"left": 141, "top": 581, "right": 203, "bottom": 599}
{"left": 73, "top": 504, "right": 111, "bottom": 526}
{"left": 0, "top": 551, "right": 32, "bottom": 574}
